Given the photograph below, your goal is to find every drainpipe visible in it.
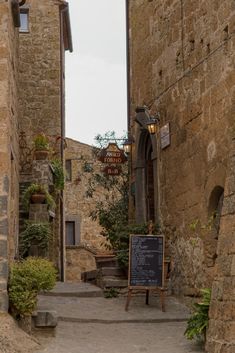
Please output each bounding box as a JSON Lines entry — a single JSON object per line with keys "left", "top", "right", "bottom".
{"left": 58, "top": 2, "right": 73, "bottom": 282}
{"left": 125, "top": 0, "right": 131, "bottom": 132}
{"left": 59, "top": 5, "right": 66, "bottom": 282}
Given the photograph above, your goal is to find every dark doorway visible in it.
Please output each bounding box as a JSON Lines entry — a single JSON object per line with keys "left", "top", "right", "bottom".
{"left": 135, "top": 130, "right": 157, "bottom": 224}
{"left": 145, "top": 136, "right": 155, "bottom": 222}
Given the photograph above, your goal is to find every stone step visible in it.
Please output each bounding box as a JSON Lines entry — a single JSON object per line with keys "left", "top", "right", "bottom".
{"left": 41, "top": 282, "right": 103, "bottom": 298}
{"left": 81, "top": 270, "right": 97, "bottom": 282}
{"left": 95, "top": 256, "right": 118, "bottom": 269}
{"left": 100, "top": 267, "right": 125, "bottom": 277}
{"left": 101, "top": 276, "right": 128, "bottom": 289}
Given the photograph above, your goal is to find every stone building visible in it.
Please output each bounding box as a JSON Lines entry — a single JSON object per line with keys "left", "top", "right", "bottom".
{"left": 64, "top": 138, "right": 112, "bottom": 282}
{"left": 127, "top": 0, "right": 235, "bottom": 351}
{"left": 0, "top": 0, "right": 72, "bottom": 311}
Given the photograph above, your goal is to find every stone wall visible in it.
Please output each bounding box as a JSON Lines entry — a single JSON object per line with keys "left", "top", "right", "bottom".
{"left": 17, "top": 0, "right": 72, "bottom": 281}
{"left": 0, "top": 1, "right": 19, "bottom": 311}
{"left": 18, "top": 0, "right": 62, "bottom": 143}
{"left": 206, "top": 139, "right": 235, "bottom": 353}
{"left": 64, "top": 138, "right": 113, "bottom": 282}
{"left": 129, "top": 0, "right": 235, "bottom": 295}
{"left": 66, "top": 246, "right": 96, "bottom": 283}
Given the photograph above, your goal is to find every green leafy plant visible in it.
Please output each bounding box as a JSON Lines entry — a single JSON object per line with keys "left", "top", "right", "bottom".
{"left": 33, "top": 133, "right": 49, "bottom": 151}
{"left": 22, "top": 183, "right": 55, "bottom": 211}
{"left": 8, "top": 257, "right": 57, "bottom": 317}
{"left": 104, "top": 287, "right": 119, "bottom": 298}
{"left": 83, "top": 161, "right": 94, "bottom": 173}
{"left": 19, "top": 221, "right": 52, "bottom": 258}
{"left": 51, "top": 159, "right": 65, "bottom": 190}
{"left": 184, "top": 288, "right": 211, "bottom": 341}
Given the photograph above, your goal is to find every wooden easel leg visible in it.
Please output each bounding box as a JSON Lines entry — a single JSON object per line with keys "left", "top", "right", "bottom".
{"left": 160, "top": 289, "right": 166, "bottom": 312}
{"left": 145, "top": 289, "right": 149, "bottom": 305}
{"left": 125, "top": 289, "right": 132, "bottom": 311}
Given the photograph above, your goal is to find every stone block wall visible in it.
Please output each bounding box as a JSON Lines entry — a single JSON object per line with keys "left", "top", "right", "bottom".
{"left": 129, "top": 0, "right": 235, "bottom": 295}
{"left": 66, "top": 246, "right": 96, "bottom": 283}
{"left": 64, "top": 138, "right": 115, "bottom": 281}
{"left": 206, "top": 139, "right": 235, "bottom": 352}
{"left": 0, "top": 1, "right": 19, "bottom": 311}
{"left": 18, "top": 0, "right": 62, "bottom": 143}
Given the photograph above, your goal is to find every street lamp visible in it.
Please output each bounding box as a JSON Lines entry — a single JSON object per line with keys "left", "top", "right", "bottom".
{"left": 123, "top": 138, "right": 132, "bottom": 154}
{"left": 146, "top": 113, "right": 160, "bottom": 135}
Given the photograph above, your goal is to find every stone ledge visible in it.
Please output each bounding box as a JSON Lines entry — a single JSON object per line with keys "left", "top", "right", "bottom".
{"left": 33, "top": 310, "right": 58, "bottom": 328}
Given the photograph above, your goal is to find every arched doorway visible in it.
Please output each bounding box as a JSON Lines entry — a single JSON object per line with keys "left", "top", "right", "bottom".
{"left": 134, "top": 130, "right": 158, "bottom": 224}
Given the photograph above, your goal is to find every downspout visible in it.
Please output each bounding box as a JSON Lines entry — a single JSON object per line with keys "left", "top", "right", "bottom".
{"left": 125, "top": 0, "right": 131, "bottom": 132}
{"left": 59, "top": 2, "right": 73, "bottom": 282}
{"left": 59, "top": 4, "right": 66, "bottom": 282}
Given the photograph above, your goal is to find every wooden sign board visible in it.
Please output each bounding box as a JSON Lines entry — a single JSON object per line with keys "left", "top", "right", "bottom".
{"left": 99, "top": 143, "right": 127, "bottom": 164}
{"left": 125, "top": 234, "right": 165, "bottom": 311}
{"left": 103, "top": 165, "right": 121, "bottom": 176}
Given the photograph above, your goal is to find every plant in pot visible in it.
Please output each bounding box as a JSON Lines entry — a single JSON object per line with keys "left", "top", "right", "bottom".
{"left": 33, "top": 133, "right": 49, "bottom": 160}
{"left": 19, "top": 221, "right": 52, "bottom": 258}
{"left": 22, "top": 183, "right": 56, "bottom": 211}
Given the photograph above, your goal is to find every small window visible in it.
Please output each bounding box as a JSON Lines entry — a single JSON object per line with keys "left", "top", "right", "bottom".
{"left": 66, "top": 221, "right": 75, "bottom": 246}
{"left": 19, "top": 9, "right": 29, "bottom": 33}
{"left": 65, "top": 160, "right": 72, "bottom": 181}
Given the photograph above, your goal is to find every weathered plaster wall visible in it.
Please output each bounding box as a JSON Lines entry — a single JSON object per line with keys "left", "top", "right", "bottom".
{"left": 129, "top": 0, "right": 235, "bottom": 293}
{"left": 0, "top": 1, "right": 19, "bottom": 311}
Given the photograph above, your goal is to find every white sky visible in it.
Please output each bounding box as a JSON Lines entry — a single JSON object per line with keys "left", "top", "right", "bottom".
{"left": 65, "top": 0, "right": 127, "bottom": 146}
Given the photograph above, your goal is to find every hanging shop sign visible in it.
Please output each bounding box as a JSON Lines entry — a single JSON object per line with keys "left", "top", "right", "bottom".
{"left": 103, "top": 165, "right": 122, "bottom": 176}
{"left": 99, "top": 143, "right": 127, "bottom": 164}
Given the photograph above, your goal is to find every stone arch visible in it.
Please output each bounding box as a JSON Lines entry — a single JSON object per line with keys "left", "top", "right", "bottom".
{"left": 134, "top": 128, "right": 159, "bottom": 224}
{"left": 204, "top": 185, "right": 224, "bottom": 274}
{"left": 208, "top": 185, "right": 224, "bottom": 237}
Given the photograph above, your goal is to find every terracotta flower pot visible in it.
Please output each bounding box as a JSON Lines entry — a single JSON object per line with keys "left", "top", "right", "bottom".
{"left": 30, "top": 193, "right": 46, "bottom": 204}
{"left": 34, "top": 149, "right": 49, "bottom": 160}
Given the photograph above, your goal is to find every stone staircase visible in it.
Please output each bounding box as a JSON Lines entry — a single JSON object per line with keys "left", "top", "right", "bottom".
{"left": 82, "top": 256, "right": 128, "bottom": 289}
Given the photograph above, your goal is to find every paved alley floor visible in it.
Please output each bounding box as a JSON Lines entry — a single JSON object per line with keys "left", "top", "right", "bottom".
{"left": 36, "top": 321, "right": 204, "bottom": 353}
{"left": 34, "top": 283, "right": 204, "bottom": 353}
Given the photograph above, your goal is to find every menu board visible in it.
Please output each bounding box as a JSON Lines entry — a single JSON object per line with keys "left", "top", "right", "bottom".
{"left": 129, "top": 235, "right": 164, "bottom": 288}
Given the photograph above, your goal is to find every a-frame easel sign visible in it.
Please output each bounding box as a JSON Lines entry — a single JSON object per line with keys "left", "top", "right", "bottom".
{"left": 125, "top": 234, "right": 166, "bottom": 312}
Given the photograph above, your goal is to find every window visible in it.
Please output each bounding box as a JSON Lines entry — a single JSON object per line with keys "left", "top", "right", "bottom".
{"left": 65, "top": 160, "right": 72, "bottom": 181}
{"left": 19, "top": 9, "right": 29, "bottom": 33}
{"left": 66, "top": 221, "right": 75, "bottom": 246}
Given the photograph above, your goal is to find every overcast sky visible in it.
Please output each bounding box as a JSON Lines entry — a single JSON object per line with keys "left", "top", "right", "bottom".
{"left": 65, "top": 0, "right": 127, "bottom": 146}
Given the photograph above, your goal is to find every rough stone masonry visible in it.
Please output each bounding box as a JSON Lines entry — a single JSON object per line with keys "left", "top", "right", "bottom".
{"left": 128, "top": 0, "right": 235, "bottom": 351}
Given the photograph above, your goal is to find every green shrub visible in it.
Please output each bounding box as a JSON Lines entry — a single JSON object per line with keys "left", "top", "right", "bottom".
{"left": 104, "top": 287, "right": 119, "bottom": 298}
{"left": 33, "top": 133, "right": 49, "bottom": 151}
{"left": 184, "top": 288, "right": 211, "bottom": 341}
{"left": 9, "top": 257, "right": 57, "bottom": 317}
{"left": 51, "top": 159, "right": 65, "bottom": 190}
{"left": 19, "top": 221, "right": 52, "bottom": 258}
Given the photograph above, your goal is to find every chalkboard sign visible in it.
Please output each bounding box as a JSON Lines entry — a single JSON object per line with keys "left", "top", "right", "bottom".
{"left": 128, "top": 235, "right": 164, "bottom": 288}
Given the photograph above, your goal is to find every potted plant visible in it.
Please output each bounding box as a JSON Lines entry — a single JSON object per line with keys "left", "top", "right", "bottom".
{"left": 19, "top": 221, "right": 52, "bottom": 258}
{"left": 33, "top": 133, "right": 49, "bottom": 160}
{"left": 22, "top": 183, "right": 55, "bottom": 211}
